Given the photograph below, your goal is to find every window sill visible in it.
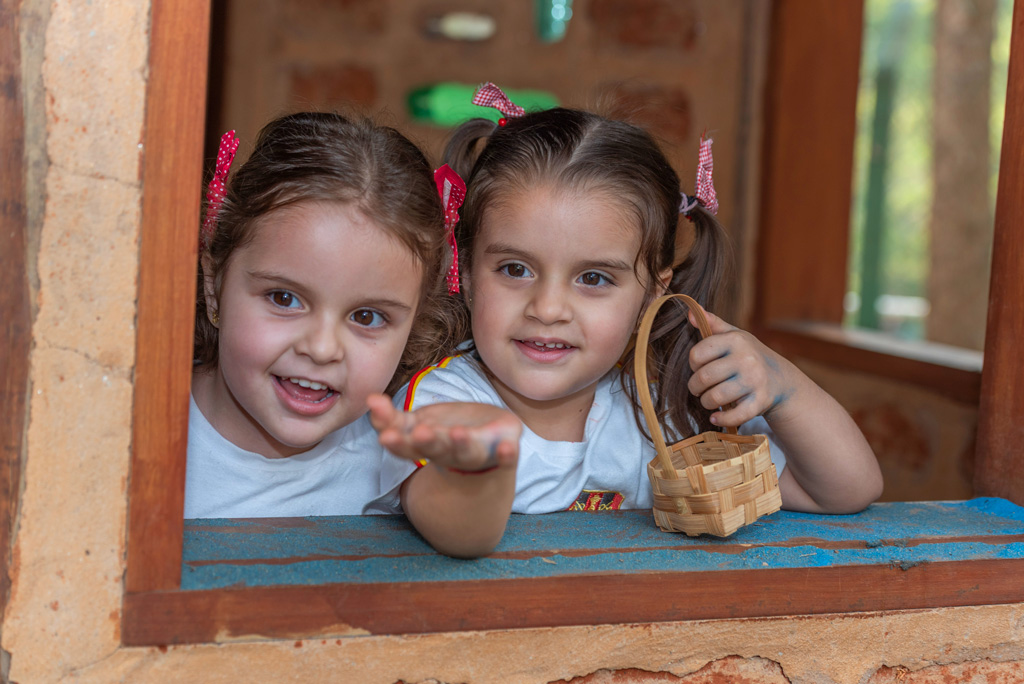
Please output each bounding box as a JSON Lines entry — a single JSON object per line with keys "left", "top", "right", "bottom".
{"left": 123, "top": 498, "right": 1024, "bottom": 645}
{"left": 756, "top": 321, "right": 983, "bottom": 403}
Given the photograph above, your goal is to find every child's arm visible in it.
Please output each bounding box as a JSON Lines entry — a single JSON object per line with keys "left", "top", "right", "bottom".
{"left": 686, "top": 311, "right": 883, "bottom": 514}
{"left": 366, "top": 394, "right": 521, "bottom": 559}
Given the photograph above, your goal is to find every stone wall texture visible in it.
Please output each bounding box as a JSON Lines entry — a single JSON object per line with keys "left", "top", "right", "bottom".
{"left": 3, "top": 1, "right": 1003, "bottom": 682}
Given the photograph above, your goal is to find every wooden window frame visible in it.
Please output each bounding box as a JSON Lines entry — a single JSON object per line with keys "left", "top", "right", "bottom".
{"left": 119, "top": 0, "right": 1024, "bottom": 645}
{"left": 753, "top": 0, "right": 1021, "bottom": 502}
{"left": 1, "top": 0, "right": 30, "bottom": 630}
{"left": 125, "top": 0, "right": 210, "bottom": 596}
{"left": 751, "top": 0, "right": 984, "bottom": 405}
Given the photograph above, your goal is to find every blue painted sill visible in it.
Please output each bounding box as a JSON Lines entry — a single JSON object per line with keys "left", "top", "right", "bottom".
{"left": 181, "top": 497, "right": 1024, "bottom": 591}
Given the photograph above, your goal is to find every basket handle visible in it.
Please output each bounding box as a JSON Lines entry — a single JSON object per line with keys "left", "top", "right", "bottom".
{"left": 633, "top": 294, "right": 737, "bottom": 481}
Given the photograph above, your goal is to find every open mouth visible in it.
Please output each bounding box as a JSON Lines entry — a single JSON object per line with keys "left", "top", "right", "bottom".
{"left": 276, "top": 375, "right": 338, "bottom": 403}
{"left": 518, "top": 339, "right": 575, "bottom": 351}
{"left": 514, "top": 339, "right": 577, "bottom": 362}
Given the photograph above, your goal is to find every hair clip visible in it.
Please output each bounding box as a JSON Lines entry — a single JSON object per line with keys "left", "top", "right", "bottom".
{"left": 679, "top": 192, "right": 699, "bottom": 216}
{"left": 434, "top": 164, "right": 467, "bottom": 295}
{"left": 679, "top": 133, "right": 718, "bottom": 220}
{"left": 472, "top": 82, "right": 525, "bottom": 126}
{"left": 694, "top": 132, "right": 718, "bottom": 215}
{"left": 201, "top": 130, "right": 240, "bottom": 248}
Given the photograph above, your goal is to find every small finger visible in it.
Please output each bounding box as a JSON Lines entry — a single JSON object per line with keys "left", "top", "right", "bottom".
{"left": 688, "top": 360, "right": 739, "bottom": 398}
{"left": 688, "top": 335, "right": 737, "bottom": 373}
{"left": 710, "top": 396, "right": 758, "bottom": 429}
{"left": 494, "top": 440, "right": 519, "bottom": 468}
{"left": 699, "top": 377, "right": 751, "bottom": 413}
{"left": 694, "top": 307, "right": 737, "bottom": 334}
{"left": 365, "top": 394, "right": 395, "bottom": 429}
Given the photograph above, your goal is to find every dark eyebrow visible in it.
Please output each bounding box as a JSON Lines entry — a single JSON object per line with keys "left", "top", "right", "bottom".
{"left": 246, "top": 270, "right": 307, "bottom": 291}
{"left": 578, "top": 258, "right": 634, "bottom": 273}
{"left": 482, "top": 242, "right": 533, "bottom": 260}
{"left": 357, "top": 298, "right": 414, "bottom": 313}
{"left": 246, "top": 270, "right": 413, "bottom": 312}
{"left": 482, "top": 242, "right": 633, "bottom": 273}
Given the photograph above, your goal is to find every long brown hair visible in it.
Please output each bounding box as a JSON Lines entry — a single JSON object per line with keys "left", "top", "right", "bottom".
{"left": 444, "top": 107, "right": 730, "bottom": 439}
{"left": 195, "top": 111, "right": 465, "bottom": 393}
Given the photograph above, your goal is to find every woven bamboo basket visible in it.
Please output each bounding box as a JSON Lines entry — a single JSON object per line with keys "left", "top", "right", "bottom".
{"left": 634, "top": 294, "right": 782, "bottom": 537}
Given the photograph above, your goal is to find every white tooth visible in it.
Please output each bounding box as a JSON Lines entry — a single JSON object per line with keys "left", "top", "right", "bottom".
{"left": 286, "top": 377, "right": 329, "bottom": 390}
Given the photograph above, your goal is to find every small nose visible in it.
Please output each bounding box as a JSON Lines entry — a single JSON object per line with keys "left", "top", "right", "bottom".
{"left": 525, "top": 281, "right": 572, "bottom": 325}
{"left": 296, "top": 315, "right": 344, "bottom": 364}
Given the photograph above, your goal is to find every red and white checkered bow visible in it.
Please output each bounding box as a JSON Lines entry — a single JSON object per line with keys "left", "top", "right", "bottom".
{"left": 694, "top": 133, "right": 718, "bottom": 215}
{"left": 472, "top": 82, "right": 525, "bottom": 119}
{"left": 202, "top": 130, "right": 240, "bottom": 247}
{"left": 434, "top": 164, "right": 466, "bottom": 295}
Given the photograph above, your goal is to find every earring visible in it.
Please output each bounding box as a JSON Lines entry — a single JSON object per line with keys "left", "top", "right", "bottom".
{"left": 210, "top": 310, "right": 220, "bottom": 326}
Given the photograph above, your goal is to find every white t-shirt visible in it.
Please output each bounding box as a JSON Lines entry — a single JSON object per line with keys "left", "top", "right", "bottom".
{"left": 381, "top": 354, "right": 787, "bottom": 514}
{"left": 184, "top": 395, "right": 400, "bottom": 518}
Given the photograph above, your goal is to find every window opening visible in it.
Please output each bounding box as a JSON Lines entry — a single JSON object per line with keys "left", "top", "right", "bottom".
{"left": 845, "top": 0, "right": 1012, "bottom": 348}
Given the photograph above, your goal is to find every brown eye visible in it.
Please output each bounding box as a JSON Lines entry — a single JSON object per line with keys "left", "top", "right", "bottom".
{"left": 578, "top": 272, "right": 610, "bottom": 287}
{"left": 351, "top": 309, "right": 386, "bottom": 328}
{"left": 270, "top": 291, "right": 299, "bottom": 308}
{"left": 501, "top": 263, "right": 530, "bottom": 278}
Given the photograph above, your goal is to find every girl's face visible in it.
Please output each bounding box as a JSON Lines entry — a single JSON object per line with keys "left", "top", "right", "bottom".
{"left": 196, "top": 200, "right": 423, "bottom": 458}
{"left": 467, "top": 185, "right": 663, "bottom": 417}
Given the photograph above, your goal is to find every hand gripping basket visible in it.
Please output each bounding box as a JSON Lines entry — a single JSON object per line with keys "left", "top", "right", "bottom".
{"left": 634, "top": 294, "right": 782, "bottom": 537}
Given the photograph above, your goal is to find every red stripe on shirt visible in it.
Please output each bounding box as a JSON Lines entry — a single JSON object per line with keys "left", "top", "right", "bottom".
{"left": 402, "top": 355, "right": 458, "bottom": 468}
{"left": 403, "top": 355, "right": 457, "bottom": 411}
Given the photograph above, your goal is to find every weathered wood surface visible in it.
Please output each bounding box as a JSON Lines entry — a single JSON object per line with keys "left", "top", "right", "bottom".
{"left": 126, "top": 0, "right": 210, "bottom": 593}
{"left": 180, "top": 498, "right": 1024, "bottom": 587}
{"left": 123, "top": 499, "right": 1024, "bottom": 645}
{"left": 976, "top": 0, "right": 1024, "bottom": 504}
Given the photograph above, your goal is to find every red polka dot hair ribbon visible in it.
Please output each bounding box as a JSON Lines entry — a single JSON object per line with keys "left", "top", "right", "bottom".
{"left": 694, "top": 132, "right": 718, "bottom": 215}
{"left": 201, "top": 130, "right": 240, "bottom": 248}
{"left": 472, "top": 82, "right": 525, "bottom": 126}
{"left": 434, "top": 164, "right": 466, "bottom": 295}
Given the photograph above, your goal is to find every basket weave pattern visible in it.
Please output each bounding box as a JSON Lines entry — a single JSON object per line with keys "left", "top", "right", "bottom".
{"left": 635, "top": 294, "right": 782, "bottom": 537}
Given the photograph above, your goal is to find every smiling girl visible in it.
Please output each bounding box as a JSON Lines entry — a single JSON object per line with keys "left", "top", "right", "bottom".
{"left": 376, "top": 87, "right": 882, "bottom": 517}
{"left": 185, "top": 113, "right": 519, "bottom": 539}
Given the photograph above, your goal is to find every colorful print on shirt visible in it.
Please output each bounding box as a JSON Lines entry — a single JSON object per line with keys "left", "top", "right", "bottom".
{"left": 568, "top": 490, "right": 625, "bottom": 511}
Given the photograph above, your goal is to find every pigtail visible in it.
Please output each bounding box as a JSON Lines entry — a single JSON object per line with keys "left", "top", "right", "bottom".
{"left": 646, "top": 205, "right": 731, "bottom": 441}
{"left": 442, "top": 118, "right": 498, "bottom": 183}
{"left": 671, "top": 205, "right": 730, "bottom": 311}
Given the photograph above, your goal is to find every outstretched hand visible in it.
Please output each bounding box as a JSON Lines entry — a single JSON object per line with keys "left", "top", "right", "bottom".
{"left": 367, "top": 394, "right": 522, "bottom": 473}
{"left": 686, "top": 308, "right": 798, "bottom": 429}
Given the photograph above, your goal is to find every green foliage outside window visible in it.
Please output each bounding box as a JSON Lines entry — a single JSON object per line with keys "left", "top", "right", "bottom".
{"left": 845, "top": 0, "right": 1012, "bottom": 339}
